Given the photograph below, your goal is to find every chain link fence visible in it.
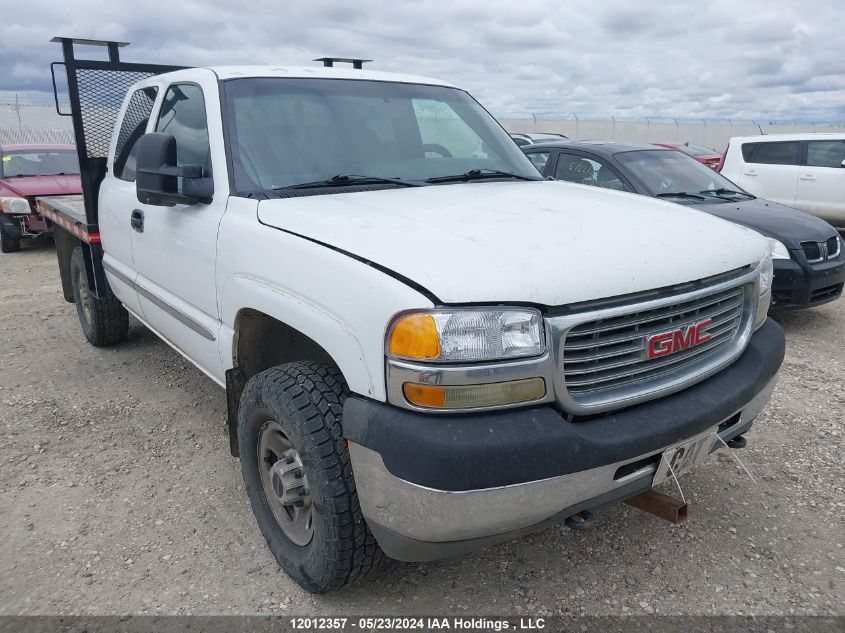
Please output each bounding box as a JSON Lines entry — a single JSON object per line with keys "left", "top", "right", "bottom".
{"left": 0, "top": 99, "right": 74, "bottom": 145}
{"left": 2, "top": 96, "right": 843, "bottom": 152}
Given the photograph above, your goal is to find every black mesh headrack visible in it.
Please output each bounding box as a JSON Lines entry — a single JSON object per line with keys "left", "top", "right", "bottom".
{"left": 50, "top": 37, "right": 188, "bottom": 227}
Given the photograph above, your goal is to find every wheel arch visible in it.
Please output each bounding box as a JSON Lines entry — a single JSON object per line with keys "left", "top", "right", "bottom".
{"left": 220, "top": 277, "right": 378, "bottom": 456}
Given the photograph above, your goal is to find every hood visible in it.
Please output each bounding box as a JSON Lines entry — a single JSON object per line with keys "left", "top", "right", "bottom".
{"left": 0, "top": 175, "right": 82, "bottom": 198}
{"left": 682, "top": 198, "right": 838, "bottom": 248}
{"left": 257, "top": 181, "right": 768, "bottom": 306}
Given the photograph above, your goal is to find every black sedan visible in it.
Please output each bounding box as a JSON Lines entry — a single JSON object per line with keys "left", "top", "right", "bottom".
{"left": 523, "top": 140, "right": 845, "bottom": 310}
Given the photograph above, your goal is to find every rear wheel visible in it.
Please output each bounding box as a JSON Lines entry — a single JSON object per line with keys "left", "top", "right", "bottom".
{"left": 0, "top": 224, "right": 20, "bottom": 253}
{"left": 69, "top": 247, "right": 129, "bottom": 346}
{"left": 238, "top": 361, "right": 382, "bottom": 593}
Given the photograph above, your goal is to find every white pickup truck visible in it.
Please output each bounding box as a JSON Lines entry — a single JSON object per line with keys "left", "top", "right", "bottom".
{"left": 42, "top": 38, "right": 785, "bottom": 593}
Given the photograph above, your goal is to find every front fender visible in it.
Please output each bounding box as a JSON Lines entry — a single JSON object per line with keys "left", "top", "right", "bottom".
{"left": 215, "top": 198, "right": 434, "bottom": 401}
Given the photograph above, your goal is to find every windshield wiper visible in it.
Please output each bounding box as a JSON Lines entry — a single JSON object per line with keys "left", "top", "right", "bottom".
{"left": 426, "top": 168, "right": 540, "bottom": 184}
{"left": 7, "top": 173, "right": 39, "bottom": 178}
{"left": 655, "top": 191, "right": 707, "bottom": 200}
{"left": 274, "top": 174, "right": 427, "bottom": 191}
{"left": 699, "top": 188, "right": 754, "bottom": 199}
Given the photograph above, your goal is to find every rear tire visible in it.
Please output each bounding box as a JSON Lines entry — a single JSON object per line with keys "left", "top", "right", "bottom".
{"left": 0, "top": 224, "right": 20, "bottom": 253}
{"left": 69, "top": 247, "right": 129, "bottom": 346}
{"left": 238, "top": 361, "right": 383, "bottom": 593}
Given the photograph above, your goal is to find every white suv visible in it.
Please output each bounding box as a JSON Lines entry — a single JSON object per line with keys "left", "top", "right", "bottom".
{"left": 720, "top": 133, "right": 845, "bottom": 229}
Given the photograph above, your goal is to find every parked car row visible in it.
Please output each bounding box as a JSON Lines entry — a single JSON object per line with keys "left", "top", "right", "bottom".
{"left": 521, "top": 138, "right": 844, "bottom": 311}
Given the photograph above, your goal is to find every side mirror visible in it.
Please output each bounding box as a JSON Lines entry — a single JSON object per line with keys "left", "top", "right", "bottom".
{"left": 841, "top": 159, "right": 845, "bottom": 168}
{"left": 135, "top": 133, "right": 213, "bottom": 206}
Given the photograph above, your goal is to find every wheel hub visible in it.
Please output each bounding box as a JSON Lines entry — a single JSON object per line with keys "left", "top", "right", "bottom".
{"left": 257, "top": 421, "right": 314, "bottom": 546}
{"left": 268, "top": 449, "right": 309, "bottom": 506}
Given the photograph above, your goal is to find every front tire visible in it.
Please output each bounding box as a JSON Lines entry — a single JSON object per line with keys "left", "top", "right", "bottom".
{"left": 0, "top": 223, "right": 20, "bottom": 253}
{"left": 69, "top": 247, "right": 129, "bottom": 346}
{"left": 238, "top": 361, "right": 382, "bottom": 593}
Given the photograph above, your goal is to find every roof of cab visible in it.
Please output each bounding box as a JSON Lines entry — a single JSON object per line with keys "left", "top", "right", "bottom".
{"left": 202, "top": 65, "right": 457, "bottom": 88}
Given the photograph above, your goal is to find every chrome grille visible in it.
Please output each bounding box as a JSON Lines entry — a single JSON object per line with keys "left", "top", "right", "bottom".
{"left": 827, "top": 235, "right": 841, "bottom": 259}
{"left": 558, "top": 281, "right": 751, "bottom": 409}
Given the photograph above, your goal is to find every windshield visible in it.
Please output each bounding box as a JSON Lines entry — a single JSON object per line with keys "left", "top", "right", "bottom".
{"left": 615, "top": 149, "right": 746, "bottom": 199}
{"left": 1, "top": 150, "right": 79, "bottom": 178}
{"left": 223, "top": 78, "right": 539, "bottom": 193}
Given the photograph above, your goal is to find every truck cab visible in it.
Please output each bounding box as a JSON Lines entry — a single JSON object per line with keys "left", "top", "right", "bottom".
{"left": 43, "top": 39, "right": 784, "bottom": 594}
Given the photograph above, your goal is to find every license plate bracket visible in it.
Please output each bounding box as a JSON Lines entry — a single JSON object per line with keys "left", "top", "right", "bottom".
{"left": 653, "top": 429, "right": 717, "bottom": 486}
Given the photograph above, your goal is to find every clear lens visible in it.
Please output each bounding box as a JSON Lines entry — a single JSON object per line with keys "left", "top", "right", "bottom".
{"left": 767, "top": 238, "right": 790, "bottom": 260}
{"left": 390, "top": 308, "right": 544, "bottom": 362}
{"left": 756, "top": 252, "right": 773, "bottom": 296}
{"left": 403, "top": 378, "right": 546, "bottom": 409}
{"left": 0, "top": 197, "right": 30, "bottom": 214}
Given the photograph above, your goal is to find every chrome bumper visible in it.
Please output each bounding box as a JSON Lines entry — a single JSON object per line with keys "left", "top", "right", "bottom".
{"left": 350, "top": 376, "right": 776, "bottom": 545}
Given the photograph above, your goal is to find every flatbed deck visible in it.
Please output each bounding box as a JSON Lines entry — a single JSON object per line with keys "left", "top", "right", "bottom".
{"left": 35, "top": 194, "right": 98, "bottom": 244}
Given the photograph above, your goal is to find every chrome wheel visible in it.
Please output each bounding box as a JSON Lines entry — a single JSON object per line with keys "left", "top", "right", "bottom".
{"left": 257, "top": 421, "right": 313, "bottom": 546}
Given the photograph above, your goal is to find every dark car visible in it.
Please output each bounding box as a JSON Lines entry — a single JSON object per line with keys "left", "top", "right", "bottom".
{"left": 523, "top": 140, "right": 844, "bottom": 310}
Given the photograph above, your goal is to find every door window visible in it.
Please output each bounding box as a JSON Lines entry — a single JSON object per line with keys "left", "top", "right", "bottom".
{"left": 741, "top": 141, "right": 799, "bottom": 166}
{"left": 526, "top": 151, "right": 550, "bottom": 173}
{"left": 554, "top": 153, "right": 629, "bottom": 191}
{"left": 155, "top": 84, "right": 211, "bottom": 172}
{"left": 114, "top": 87, "right": 158, "bottom": 181}
{"left": 806, "top": 140, "right": 845, "bottom": 168}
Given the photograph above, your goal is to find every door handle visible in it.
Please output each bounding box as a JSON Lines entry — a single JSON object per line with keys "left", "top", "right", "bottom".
{"left": 131, "top": 209, "right": 144, "bottom": 233}
{"left": 743, "top": 169, "right": 758, "bottom": 176}
{"left": 799, "top": 174, "right": 816, "bottom": 181}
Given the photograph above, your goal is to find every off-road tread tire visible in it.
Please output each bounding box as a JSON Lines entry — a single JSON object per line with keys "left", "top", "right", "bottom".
{"left": 238, "top": 361, "right": 383, "bottom": 593}
{"left": 70, "top": 247, "right": 129, "bottom": 347}
{"left": 0, "top": 224, "right": 20, "bottom": 253}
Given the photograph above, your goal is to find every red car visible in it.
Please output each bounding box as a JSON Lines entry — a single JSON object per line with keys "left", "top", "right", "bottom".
{"left": 0, "top": 144, "right": 81, "bottom": 252}
{"left": 654, "top": 142, "right": 722, "bottom": 170}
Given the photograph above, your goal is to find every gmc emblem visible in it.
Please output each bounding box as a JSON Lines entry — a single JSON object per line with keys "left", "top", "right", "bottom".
{"left": 646, "top": 319, "right": 713, "bottom": 359}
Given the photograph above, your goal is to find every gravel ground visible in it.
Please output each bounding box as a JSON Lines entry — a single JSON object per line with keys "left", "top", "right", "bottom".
{"left": 0, "top": 241, "right": 843, "bottom": 616}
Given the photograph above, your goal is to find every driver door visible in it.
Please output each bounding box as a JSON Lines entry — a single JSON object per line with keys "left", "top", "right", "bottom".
{"left": 130, "top": 72, "right": 228, "bottom": 382}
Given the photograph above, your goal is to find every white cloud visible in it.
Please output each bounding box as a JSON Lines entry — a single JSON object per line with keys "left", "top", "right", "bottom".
{"left": 1, "top": 0, "right": 843, "bottom": 121}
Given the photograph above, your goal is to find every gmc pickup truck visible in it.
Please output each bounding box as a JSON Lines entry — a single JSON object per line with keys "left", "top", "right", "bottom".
{"left": 42, "top": 38, "right": 784, "bottom": 593}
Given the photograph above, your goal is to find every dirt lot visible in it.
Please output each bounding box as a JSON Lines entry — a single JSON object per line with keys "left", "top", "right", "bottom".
{"left": 0, "top": 241, "right": 843, "bottom": 616}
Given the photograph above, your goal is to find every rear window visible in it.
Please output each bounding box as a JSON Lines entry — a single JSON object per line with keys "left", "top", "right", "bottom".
{"left": 741, "top": 141, "right": 799, "bottom": 166}
{"left": 806, "top": 140, "right": 845, "bottom": 168}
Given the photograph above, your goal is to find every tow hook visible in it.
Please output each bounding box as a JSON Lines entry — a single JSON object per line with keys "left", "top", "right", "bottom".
{"left": 564, "top": 510, "right": 594, "bottom": 530}
{"left": 726, "top": 435, "right": 747, "bottom": 449}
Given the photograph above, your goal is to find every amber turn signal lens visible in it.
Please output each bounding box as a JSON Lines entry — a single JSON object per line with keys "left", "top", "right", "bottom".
{"left": 388, "top": 314, "right": 441, "bottom": 360}
{"left": 403, "top": 378, "right": 546, "bottom": 410}
{"left": 402, "top": 383, "right": 447, "bottom": 408}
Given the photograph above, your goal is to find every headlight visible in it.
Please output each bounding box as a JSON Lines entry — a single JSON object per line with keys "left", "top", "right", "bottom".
{"left": 754, "top": 253, "right": 773, "bottom": 329}
{"left": 387, "top": 308, "right": 544, "bottom": 363}
{"left": 0, "top": 197, "right": 31, "bottom": 215}
{"left": 768, "top": 238, "right": 790, "bottom": 260}
{"left": 756, "top": 252, "right": 773, "bottom": 296}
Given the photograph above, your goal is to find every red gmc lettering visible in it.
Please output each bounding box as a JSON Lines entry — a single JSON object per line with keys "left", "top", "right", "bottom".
{"left": 647, "top": 319, "right": 713, "bottom": 359}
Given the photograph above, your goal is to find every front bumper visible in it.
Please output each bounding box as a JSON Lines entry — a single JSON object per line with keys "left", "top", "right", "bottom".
{"left": 344, "top": 319, "right": 785, "bottom": 561}
{"left": 770, "top": 254, "right": 845, "bottom": 310}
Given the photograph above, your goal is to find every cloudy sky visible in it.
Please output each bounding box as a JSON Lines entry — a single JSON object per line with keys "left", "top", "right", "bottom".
{"left": 2, "top": 0, "right": 843, "bottom": 121}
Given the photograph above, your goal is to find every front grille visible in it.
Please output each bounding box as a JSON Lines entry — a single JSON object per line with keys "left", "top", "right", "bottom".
{"left": 802, "top": 241, "right": 823, "bottom": 262}
{"left": 828, "top": 236, "right": 841, "bottom": 258}
{"left": 562, "top": 284, "right": 746, "bottom": 401}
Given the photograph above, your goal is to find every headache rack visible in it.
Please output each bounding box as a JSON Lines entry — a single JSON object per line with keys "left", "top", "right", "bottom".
{"left": 47, "top": 37, "right": 186, "bottom": 300}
